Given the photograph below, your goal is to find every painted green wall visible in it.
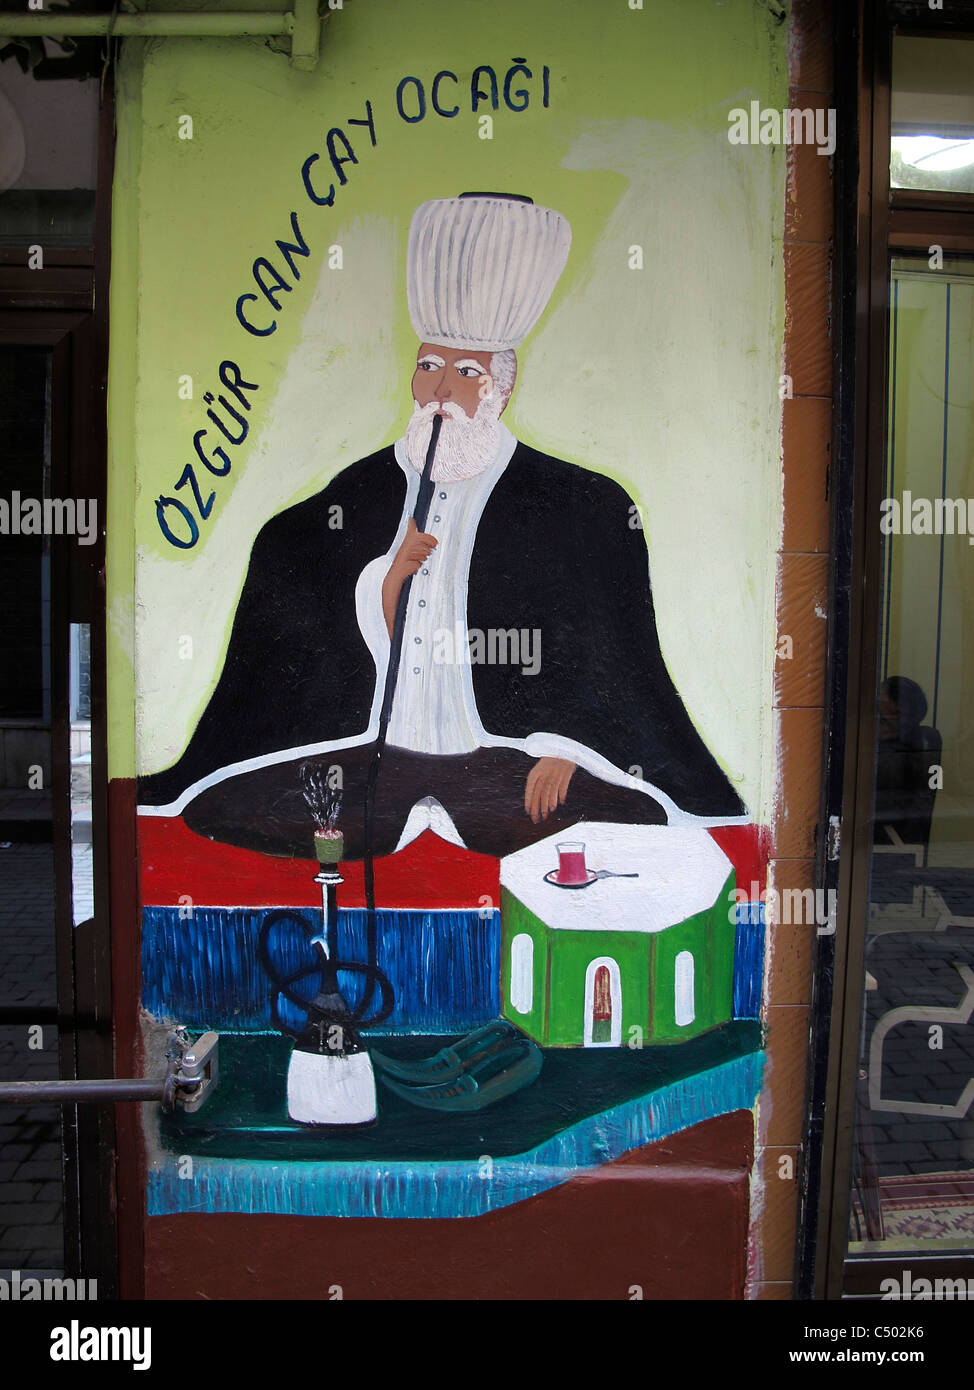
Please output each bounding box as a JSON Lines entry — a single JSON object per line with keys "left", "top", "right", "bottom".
{"left": 546, "top": 927, "right": 649, "bottom": 1047}
{"left": 649, "top": 871, "right": 736, "bottom": 1040}
{"left": 106, "top": 0, "right": 787, "bottom": 821}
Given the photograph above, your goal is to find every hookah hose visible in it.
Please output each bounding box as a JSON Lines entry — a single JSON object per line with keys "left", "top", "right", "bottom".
{"left": 360, "top": 411, "right": 443, "bottom": 1018}
{"left": 257, "top": 909, "right": 395, "bottom": 1038}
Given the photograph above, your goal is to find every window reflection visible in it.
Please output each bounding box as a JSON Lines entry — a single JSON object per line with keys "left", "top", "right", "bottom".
{"left": 849, "top": 259, "right": 974, "bottom": 1255}
{"left": 891, "top": 37, "right": 974, "bottom": 195}
{"left": 0, "top": 58, "right": 98, "bottom": 245}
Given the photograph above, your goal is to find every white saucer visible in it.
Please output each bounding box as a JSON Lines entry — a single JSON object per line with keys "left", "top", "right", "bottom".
{"left": 544, "top": 868, "right": 598, "bottom": 890}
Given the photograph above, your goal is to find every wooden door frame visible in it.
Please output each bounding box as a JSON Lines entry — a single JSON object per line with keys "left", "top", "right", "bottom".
{"left": 0, "top": 59, "right": 116, "bottom": 1293}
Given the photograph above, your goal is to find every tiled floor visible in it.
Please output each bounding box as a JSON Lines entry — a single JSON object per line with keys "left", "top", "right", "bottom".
{"left": 0, "top": 843, "right": 56, "bottom": 1008}
{"left": 71, "top": 829, "right": 94, "bottom": 926}
{"left": 850, "top": 854, "right": 974, "bottom": 1253}
{"left": 860, "top": 926, "right": 974, "bottom": 1176}
{"left": 0, "top": 784, "right": 94, "bottom": 925}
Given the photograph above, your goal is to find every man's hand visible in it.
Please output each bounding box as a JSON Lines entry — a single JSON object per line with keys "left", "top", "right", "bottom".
{"left": 382, "top": 519, "right": 437, "bottom": 637}
{"left": 525, "top": 757, "right": 576, "bottom": 823}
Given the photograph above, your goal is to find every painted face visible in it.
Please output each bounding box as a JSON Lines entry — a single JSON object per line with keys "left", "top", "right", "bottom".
{"left": 411, "top": 343, "right": 494, "bottom": 420}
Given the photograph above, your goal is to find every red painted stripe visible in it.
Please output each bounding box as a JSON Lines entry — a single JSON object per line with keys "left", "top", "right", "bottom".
{"left": 138, "top": 816, "right": 767, "bottom": 909}
{"left": 708, "top": 823, "right": 770, "bottom": 898}
{"left": 138, "top": 816, "right": 500, "bottom": 909}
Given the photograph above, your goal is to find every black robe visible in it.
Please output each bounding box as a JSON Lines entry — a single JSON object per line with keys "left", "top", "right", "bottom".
{"left": 138, "top": 441, "right": 746, "bottom": 820}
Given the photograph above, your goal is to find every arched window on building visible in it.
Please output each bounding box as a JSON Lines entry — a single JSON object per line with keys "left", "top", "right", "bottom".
{"left": 583, "top": 957, "right": 622, "bottom": 1047}
{"left": 509, "top": 933, "right": 534, "bottom": 1015}
{"left": 674, "top": 950, "right": 696, "bottom": 1027}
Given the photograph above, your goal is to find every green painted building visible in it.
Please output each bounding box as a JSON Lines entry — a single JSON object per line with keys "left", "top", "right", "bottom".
{"left": 500, "top": 823, "right": 736, "bottom": 1047}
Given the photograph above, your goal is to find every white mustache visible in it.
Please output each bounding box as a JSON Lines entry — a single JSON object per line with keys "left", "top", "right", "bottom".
{"left": 413, "top": 399, "right": 467, "bottom": 423}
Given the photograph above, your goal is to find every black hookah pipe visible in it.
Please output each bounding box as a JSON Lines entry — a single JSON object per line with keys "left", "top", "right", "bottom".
{"left": 359, "top": 411, "right": 443, "bottom": 1018}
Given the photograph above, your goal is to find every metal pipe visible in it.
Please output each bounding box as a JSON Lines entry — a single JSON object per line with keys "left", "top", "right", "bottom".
{"left": 289, "top": 0, "right": 319, "bottom": 70}
{"left": 0, "top": 1078, "right": 163, "bottom": 1104}
{"left": 0, "top": 12, "right": 294, "bottom": 37}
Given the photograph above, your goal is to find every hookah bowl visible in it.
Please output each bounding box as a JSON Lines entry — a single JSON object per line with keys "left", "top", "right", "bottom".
{"left": 313, "top": 828, "right": 344, "bottom": 865}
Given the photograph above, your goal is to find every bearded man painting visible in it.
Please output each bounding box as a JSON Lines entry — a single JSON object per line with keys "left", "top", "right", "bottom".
{"left": 138, "top": 193, "right": 746, "bottom": 856}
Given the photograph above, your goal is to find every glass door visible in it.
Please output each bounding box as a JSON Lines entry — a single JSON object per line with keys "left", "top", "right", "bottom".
{"left": 847, "top": 255, "right": 974, "bottom": 1268}
{"left": 824, "top": 8, "right": 974, "bottom": 1298}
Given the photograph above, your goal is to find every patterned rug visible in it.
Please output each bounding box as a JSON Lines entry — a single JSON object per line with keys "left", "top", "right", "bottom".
{"left": 851, "top": 1172, "right": 974, "bottom": 1247}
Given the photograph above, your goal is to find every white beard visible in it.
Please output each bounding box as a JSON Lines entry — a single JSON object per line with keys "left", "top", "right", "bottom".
{"left": 404, "top": 396, "right": 504, "bottom": 482}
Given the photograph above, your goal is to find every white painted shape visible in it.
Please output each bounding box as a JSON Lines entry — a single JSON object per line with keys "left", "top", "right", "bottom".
{"left": 500, "top": 823, "right": 733, "bottom": 934}
{"left": 286, "top": 1049, "right": 377, "bottom": 1125}
{"left": 510, "top": 933, "right": 534, "bottom": 1015}
{"left": 583, "top": 956, "right": 622, "bottom": 1048}
{"left": 386, "top": 432, "right": 514, "bottom": 755}
{"left": 407, "top": 197, "right": 572, "bottom": 352}
{"left": 393, "top": 796, "right": 466, "bottom": 852}
{"left": 674, "top": 950, "right": 696, "bottom": 1026}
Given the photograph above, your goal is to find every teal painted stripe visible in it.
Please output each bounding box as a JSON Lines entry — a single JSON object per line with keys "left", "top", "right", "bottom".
{"left": 147, "top": 1049, "right": 764, "bottom": 1220}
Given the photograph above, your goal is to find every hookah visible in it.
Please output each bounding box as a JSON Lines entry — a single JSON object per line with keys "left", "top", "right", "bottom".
{"left": 259, "top": 407, "right": 542, "bottom": 1124}
{"left": 257, "top": 771, "right": 394, "bottom": 1126}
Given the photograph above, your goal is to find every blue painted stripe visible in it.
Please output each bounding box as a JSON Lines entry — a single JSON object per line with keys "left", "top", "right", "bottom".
{"left": 733, "top": 903, "right": 765, "bottom": 1020}
{"left": 147, "top": 1050, "right": 764, "bottom": 1219}
{"left": 142, "top": 906, "right": 500, "bottom": 1033}
{"left": 143, "top": 902, "right": 765, "bottom": 1031}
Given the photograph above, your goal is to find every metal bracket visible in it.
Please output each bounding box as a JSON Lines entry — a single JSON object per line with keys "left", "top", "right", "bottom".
{"left": 162, "top": 1027, "right": 220, "bottom": 1113}
{"left": 0, "top": 1026, "right": 220, "bottom": 1111}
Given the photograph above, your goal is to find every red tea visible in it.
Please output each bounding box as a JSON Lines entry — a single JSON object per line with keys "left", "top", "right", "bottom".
{"left": 557, "top": 844, "right": 587, "bottom": 884}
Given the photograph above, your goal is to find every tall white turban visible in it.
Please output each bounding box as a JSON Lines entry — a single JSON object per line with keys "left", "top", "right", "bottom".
{"left": 406, "top": 193, "right": 572, "bottom": 352}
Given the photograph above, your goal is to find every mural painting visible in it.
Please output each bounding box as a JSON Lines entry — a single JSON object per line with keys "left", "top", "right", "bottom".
{"left": 124, "top": 1, "right": 783, "bottom": 1245}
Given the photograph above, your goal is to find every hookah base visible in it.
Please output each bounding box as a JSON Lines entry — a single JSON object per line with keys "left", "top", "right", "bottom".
{"left": 286, "top": 1048, "right": 378, "bottom": 1126}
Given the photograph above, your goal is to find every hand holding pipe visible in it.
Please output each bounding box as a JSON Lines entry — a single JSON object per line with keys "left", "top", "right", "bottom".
{"left": 378, "top": 411, "right": 443, "bottom": 727}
